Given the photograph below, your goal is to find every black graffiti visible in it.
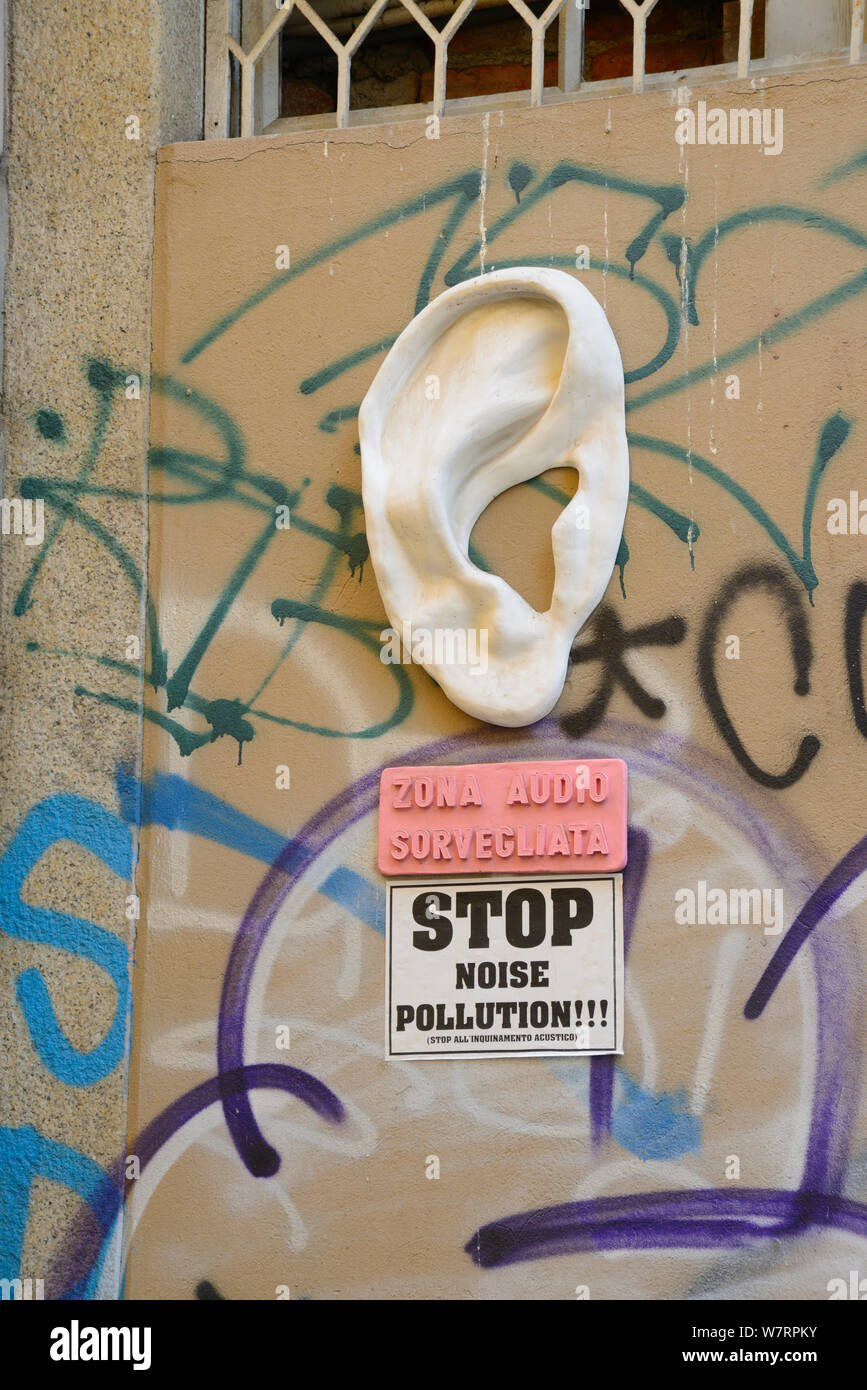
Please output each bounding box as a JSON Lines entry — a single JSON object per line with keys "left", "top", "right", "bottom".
{"left": 560, "top": 606, "right": 687, "bottom": 738}
{"left": 195, "top": 1279, "right": 225, "bottom": 1300}
{"left": 845, "top": 581, "right": 867, "bottom": 738}
{"left": 560, "top": 564, "right": 867, "bottom": 787}
{"left": 697, "top": 563, "right": 821, "bottom": 790}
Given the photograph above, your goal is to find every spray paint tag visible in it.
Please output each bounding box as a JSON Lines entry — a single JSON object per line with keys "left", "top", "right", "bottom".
{"left": 378, "top": 758, "right": 627, "bottom": 877}
{"left": 386, "top": 872, "right": 624, "bottom": 1059}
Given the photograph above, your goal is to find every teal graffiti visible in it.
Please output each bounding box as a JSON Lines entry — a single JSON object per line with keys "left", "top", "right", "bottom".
{"left": 16, "top": 147, "right": 867, "bottom": 755}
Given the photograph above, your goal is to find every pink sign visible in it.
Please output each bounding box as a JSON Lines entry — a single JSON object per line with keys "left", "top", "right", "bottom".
{"left": 378, "top": 758, "right": 627, "bottom": 876}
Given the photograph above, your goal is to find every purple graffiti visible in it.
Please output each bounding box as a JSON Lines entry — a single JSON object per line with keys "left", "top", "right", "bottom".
{"left": 215, "top": 722, "right": 525, "bottom": 1176}
{"left": 49, "top": 721, "right": 867, "bottom": 1294}
{"left": 589, "top": 825, "right": 649, "bottom": 1147}
{"left": 216, "top": 719, "right": 864, "bottom": 1251}
{"left": 466, "top": 1188, "right": 867, "bottom": 1267}
{"left": 464, "top": 751, "right": 867, "bottom": 1267}
{"left": 745, "top": 831, "right": 867, "bottom": 1019}
{"left": 48, "top": 1063, "right": 343, "bottom": 1298}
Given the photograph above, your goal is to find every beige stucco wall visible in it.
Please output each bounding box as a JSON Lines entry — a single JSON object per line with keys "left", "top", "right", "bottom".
{"left": 1, "top": 17, "right": 865, "bottom": 1300}
{"left": 116, "top": 63, "right": 867, "bottom": 1299}
{"left": 0, "top": 0, "right": 201, "bottom": 1299}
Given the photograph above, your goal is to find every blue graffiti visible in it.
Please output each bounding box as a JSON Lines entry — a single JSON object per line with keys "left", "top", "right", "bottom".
{"left": 0, "top": 1125, "right": 117, "bottom": 1297}
{"left": 115, "top": 765, "right": 384, "bottom": 934}
{"left": 0, "top": 795, "right": 132, "bottom": 1087}
{"left": 612, "top": 1076, "right": 701, "bottom": 1162}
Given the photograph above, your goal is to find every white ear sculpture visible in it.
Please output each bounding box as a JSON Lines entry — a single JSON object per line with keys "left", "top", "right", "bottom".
{"left": 359, "top": 267, "right": 629, "bottom": 727}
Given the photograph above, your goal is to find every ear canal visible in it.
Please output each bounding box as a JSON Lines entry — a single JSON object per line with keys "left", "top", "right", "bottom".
{"left": 359, "top": 266, "right": 630, "bottom": 727}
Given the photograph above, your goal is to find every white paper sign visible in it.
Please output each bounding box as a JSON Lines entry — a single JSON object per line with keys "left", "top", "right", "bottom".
{"left": 386, "top": 873, "right": 623, "bottom": 1059}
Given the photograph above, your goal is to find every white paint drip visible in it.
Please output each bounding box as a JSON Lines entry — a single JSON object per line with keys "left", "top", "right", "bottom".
{"left": 602, "top": 199, "right": 609, "bottom": 310}
{"left": 625, "top": 976, "right": 658, "bottom": 1092}
{"left": 689, "top": 932, "right": 744, "bottom": 1115}
{"left": 708, "top": 171, "right": 720, "bottom": 454}
{"left": 478, "top": 111, "right": 490, "bottom": 274}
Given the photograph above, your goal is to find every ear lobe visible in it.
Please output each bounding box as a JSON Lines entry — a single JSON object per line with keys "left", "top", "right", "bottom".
{"left": 360, "top": 266, "right": 630, "bottom": 727}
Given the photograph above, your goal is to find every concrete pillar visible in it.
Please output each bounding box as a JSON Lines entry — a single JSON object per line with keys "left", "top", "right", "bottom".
{"left": 0, "top": 0, "right": 202, "bottom": 1299}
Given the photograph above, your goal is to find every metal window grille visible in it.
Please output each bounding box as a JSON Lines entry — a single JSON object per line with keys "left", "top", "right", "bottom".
{"left": 205, "top": 0, "right": 866, "bottom": 139}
